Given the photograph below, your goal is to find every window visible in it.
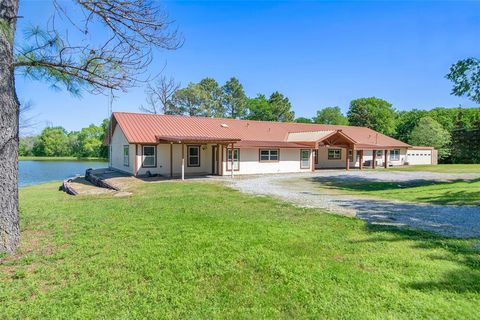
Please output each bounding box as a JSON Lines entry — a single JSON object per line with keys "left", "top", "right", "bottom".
{"left": 300, "top": 149, "right": 311, "bottom": 169}
{"left": 123, "top": 145, "right": 129, "bottom": 167}
{"left": 376, "top": 150, "right": 383, "bottom": 157}
{"left": 187, "top": 145, "right": 200, "bottom": 167}
{"left": 390, "top": 149, "right": 400, "bottom": 161}
{"left": 348, "top": 149, "right": 354, "bottom": 162}
{"left": 227, "top": 148, "right": 239, "bottom": 171}
{"left": 142, "top": 145, "right": 156, "bottom": 167}
{"left": 328, "top": 149, "right": 341, "bottom": 160}
{"left": 314, "top": 149, "right": 319, "bottom": 164}
{"left": 259, "top": 149, "right": 279, "bottom": 162}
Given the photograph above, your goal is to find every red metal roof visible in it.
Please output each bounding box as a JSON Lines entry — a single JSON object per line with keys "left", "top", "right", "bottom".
{"left": 111, "top": 112, "right": 410, "bottom": 149}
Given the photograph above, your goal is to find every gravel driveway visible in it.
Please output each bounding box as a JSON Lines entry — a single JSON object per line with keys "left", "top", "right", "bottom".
{"left": 229, "top": 170, "right": 480, "bottom": 238}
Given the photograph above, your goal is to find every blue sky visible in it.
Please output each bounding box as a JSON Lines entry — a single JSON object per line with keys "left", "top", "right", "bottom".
{"left": 16, "top": 0, "right": 480, "bottom": 133}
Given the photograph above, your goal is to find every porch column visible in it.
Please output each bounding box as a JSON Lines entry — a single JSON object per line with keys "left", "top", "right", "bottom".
{"left": 181, "top": 143, "right": 185, "bottom": 181}
{"left": 372, "top": 149, "right": 376, "bottom": 169}
{"left": 134, "top": 144, "right": 138, "bottom": 176}
{"left": 170, "top": 142, "right": 173, "bottom": 178}
{"left": 359, "top": 150, "right": 363, "bottom": 170}
{"left": 220, "top": 144, "right": 224, "bottom": 176}
{"left": 230, "top": 143, "right": 235, "bottom": 178}
{"left": 345, "top": 148, "right": 350, "bottom": 171}
{"left": 384, "top": 149, "right": 388, "bottom": 169}
{"left": 216, "top": 144, "right": 220, "bottom": 175}
{"left": 311, "top": 149, "right": 314, "bottom": 172}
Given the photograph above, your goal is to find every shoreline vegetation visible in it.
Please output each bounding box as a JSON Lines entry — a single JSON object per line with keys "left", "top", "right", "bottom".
{"left": 19, "top": 156, "right": 107, "bottom": 161}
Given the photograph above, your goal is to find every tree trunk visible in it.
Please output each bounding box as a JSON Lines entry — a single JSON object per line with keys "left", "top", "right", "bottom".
{"left": 0, "top": 0, "right": 20, "bottom": 254}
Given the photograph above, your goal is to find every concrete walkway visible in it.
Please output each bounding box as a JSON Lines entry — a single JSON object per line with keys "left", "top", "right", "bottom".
{"left": 229, "top": 170, "right": 480, "bottom": 238}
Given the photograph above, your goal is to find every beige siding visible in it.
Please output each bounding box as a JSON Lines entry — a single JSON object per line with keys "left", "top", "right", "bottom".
{"left": 110, "top": 126, "right": 134, "bottom": 175}
{"left": 221, "top": 147, "right": 313, "bottom": 175}
{"left": 134, "top": 144, "right": 214, "bottom": 177}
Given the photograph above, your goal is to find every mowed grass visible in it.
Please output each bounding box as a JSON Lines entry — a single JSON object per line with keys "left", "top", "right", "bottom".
{"left": 1, "top": 182, "right": 479, "bottom": 319}
{"left": 390, "top": 164, "right": 480, "bottom": 173}
{"left": 312, "top": 177, "right": 480, "bottom": 205}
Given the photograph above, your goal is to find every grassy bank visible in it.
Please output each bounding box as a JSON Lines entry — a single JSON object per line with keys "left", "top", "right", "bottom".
{"left": 19, "top": 156, "right": 107, "bottom": 161}
{"left": 390, "top": 164, "right": 480, "bottom": 173}
{"left": 313, "top": 177, "right": 480, "bottom": 205}
{"left": 1, "top": 181, "right": 479, "bottom": 318}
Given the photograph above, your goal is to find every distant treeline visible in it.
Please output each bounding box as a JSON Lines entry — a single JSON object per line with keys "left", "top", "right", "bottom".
{"left": 20, "top": 77, "right": 480, "bottom": 163}
{"left": 141, "top": 76, "right": 480, "bottom": 164}
{"left": 303, "top": 102, "right": 480, "bottom": 164}
{"left": 20, "top": 119, "right": 109, "bottom": 159}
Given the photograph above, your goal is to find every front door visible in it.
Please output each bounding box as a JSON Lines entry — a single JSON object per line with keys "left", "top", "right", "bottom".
{"left": 212, "top": 146, "right": 219, "bottom": 175}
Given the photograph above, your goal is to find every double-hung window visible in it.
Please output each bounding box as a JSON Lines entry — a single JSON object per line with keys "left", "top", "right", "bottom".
{"left": 390, "top": 149, "right": 400, "bottom": 161}
{"left": 187, "top": 145, "right": 200, "bottom": 167}
{"left": 123, "top": 145, "right": 129, "bottom": 167}
{"left": 328, "top": 149, "right": 341, "bottom": 160}
{"left": 259, "top": 149, "right": 279, "bottom": 162}
{"left": 300, "top": 149, "right": 311, "bottom": 169}
{"left": 227, "top": 148, "right": 239, "bottom": 171}
{"left": 142, "top": 146, "right": 156, "bottom": 167}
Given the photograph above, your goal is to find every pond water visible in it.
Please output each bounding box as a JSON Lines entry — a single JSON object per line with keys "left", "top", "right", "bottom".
{"left": 19, "top": 160, "right": 107, "bottom": 187}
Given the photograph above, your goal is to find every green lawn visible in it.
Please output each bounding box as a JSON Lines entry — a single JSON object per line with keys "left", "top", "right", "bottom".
{"left": 1, "top": 182, "right": 479, "bottom": 318}
{"left": 19, "top": 156, "right": 107, "bottom": 161}
{"left": 312, "top": 177, "right": 480, "bottom": 205}
{"left": 390, "top": 164, "right": 480, "bottom": 173}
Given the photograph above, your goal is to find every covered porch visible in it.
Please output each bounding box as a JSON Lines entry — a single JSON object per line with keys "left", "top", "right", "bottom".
{"left": 290, "top": 129, "right": 399, "bottom": 171}
{"left": 132, "top": 136, "right": 241, "bottom": 180}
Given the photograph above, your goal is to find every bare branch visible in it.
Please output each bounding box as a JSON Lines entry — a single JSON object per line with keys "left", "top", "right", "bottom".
{"left": 19, "top": 100, "right": 39, "bottom": 135}
{"left": 13, "top": 0, "right": 183, "bottom": 95}
{"left": 140, "top": 75, "right": 180, "bottom": 114}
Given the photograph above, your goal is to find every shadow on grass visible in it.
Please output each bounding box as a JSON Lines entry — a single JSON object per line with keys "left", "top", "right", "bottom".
{"left": 360, "top": 224, "right": 480, "bottom": 293}
{"left": 310, "top": 176, "right": 480, "bottom": 205}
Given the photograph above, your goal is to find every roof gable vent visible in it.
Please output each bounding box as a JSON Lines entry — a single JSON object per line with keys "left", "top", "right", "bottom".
{"left": 220, "top": 123, "right": 229, "bottom": 128}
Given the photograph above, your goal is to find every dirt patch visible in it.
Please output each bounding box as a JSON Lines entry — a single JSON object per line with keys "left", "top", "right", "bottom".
{"left": 68, "top": 177, "right": 114, "bottom": 195}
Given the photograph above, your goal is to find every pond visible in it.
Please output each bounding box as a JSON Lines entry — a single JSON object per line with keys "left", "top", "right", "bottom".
{"left": 19, "top": 160, "right": 108, "bottom": 187}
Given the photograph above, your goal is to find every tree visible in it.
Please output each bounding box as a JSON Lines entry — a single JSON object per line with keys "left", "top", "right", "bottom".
{"left": 246, "top": 92, "right": 295, "bottom": 122}
{"left": 267, "top": 91, "right": 295, "bottom": 122}
{"left": 68, "top": 131, "right": 81, "bottom": 157}
{"left": 295, "top": 117, "right": 313, "bottom": 123}
{"left": 197, "top": 78, "right": 223, "bottom": 117}
{"left": 347, "top": 97, "right": 397, "bottom": 135}
{"left": 1, "top": 0, "right": 180, "bottom": 253}
{"left": 98, "top": 118, "right": 110, "bottom": 159}
{"left": 222, "top": 77, "right": 247, "bottom": 119}
{"left": 76, "top": 124, "right": 104, "bottom": 157}
{"left": 446, "top": 57, "right": 480, "bottom": 104}
{"left": 32, "top": 127, "right": 71, "bottom": 157}
{"left": 19, "top": 136, "right": 37, "bottom": 156}
{"left": 170, "top": 83, "right": 203, "bottom": 116}
{"left": 246, "top": 94, "right": 271, "bottom": 121}
{"left": 409, "top": 117, "right": 451, "bottom": 160}
{"left": 428, "top": 107, "right": 459, "bottom": 132}
{"left": 140, "top": 76, "right": 180, "bottom": 114}
{"left": 394, "top": 109, "right": 429, "bottom": 143}
{"left": 313, "top": 106, "right": 348, "bottom": 125}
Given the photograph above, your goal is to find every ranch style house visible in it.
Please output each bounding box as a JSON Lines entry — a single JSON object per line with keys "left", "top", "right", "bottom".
{"left": 107, "top": 112, "right": 437, "bottom": 179}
